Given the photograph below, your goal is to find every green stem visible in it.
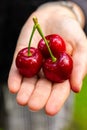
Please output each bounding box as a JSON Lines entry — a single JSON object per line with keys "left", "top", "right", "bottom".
{"left": 28, "top": 24, "right": 36, "bottom": 56}
{"left": 33, "top": 17, "right": 56, "bottom": 62}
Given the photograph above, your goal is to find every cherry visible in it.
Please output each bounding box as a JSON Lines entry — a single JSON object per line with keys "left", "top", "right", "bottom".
{"left": 43, "top": 52, "right": 73, "bottom": 83}
{"left": 16, "top": 47, "right": 43, "bottom": 77}
{"left": 16, "top": 22, "right": 43, "bottom": 77}
{"left": 38, "top": 34, "right": 66, "bottom": 58}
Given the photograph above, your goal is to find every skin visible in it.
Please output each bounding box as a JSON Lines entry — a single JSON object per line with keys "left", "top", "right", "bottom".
{"left": 8, "top": 2, "right": 87, "bottom": 116}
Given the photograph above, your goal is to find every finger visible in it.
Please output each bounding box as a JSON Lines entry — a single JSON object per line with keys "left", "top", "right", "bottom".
{"left": 45, "top": 80, "right": 70, "bottom": 116}
{"left": 8, "top": 63, "right": 22, "bottom": 93}
{"left": 28, "top": 78, "right": 52, "bottom": 111}
{"left": 70, "top": 43, "right": 87, "bottom": 92}
{"left": 16, "top": 77, "right": 37, "bottom": 105}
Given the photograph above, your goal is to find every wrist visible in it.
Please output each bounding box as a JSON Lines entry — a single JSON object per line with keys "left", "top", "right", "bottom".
{"left": 63, "top": 1, "right": 85, "bottom": 28}
{"left": 37, "top": 1, "right": 85, "bottom": 28}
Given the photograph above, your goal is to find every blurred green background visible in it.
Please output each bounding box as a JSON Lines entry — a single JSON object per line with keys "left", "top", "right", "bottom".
{"left": 73, "top": 76, "right": 87, "bottom": 130}
{"left": 67, "top": 76, "right": 87, "bottom": 130}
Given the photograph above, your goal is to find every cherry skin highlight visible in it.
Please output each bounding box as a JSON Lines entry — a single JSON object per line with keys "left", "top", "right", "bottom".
{"left": 43, "top": 52, "right": 73, "bottom": 83}
{"left": 38, "top": 34, "right": 66, "bottom": 58}
{"left": 16, "top": 47, "right": 43, "bottom": 77}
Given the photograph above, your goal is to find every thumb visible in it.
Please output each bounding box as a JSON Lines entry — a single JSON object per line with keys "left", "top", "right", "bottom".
{"left": 70, "top": 37, "right": 87, "bottom": 93}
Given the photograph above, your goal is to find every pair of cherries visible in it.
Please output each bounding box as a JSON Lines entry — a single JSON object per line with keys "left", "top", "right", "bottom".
{"left": 16, "top": 17, "right": 73, "bottom": 83}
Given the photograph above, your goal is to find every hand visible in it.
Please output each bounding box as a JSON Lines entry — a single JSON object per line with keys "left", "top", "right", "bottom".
{"left": 8, "top": 3, "right": 87, "bottom": 116}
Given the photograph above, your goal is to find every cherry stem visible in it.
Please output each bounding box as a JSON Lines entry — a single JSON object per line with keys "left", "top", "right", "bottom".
{"left": 28, "top": 24, "right": 36, "bottom": 56}
{"left": 33, "top": 17, "right": 56, "bottom": 62}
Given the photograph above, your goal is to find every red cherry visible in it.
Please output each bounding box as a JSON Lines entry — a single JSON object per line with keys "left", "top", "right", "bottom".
{"left": 16, "top": 47, "right": 43, "bottom": 77}
{"left": 38, "top": 34, "right": 66, "bottom": 58}
{"left": 43, "top": 52, "right": 73, "bottom": 83}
